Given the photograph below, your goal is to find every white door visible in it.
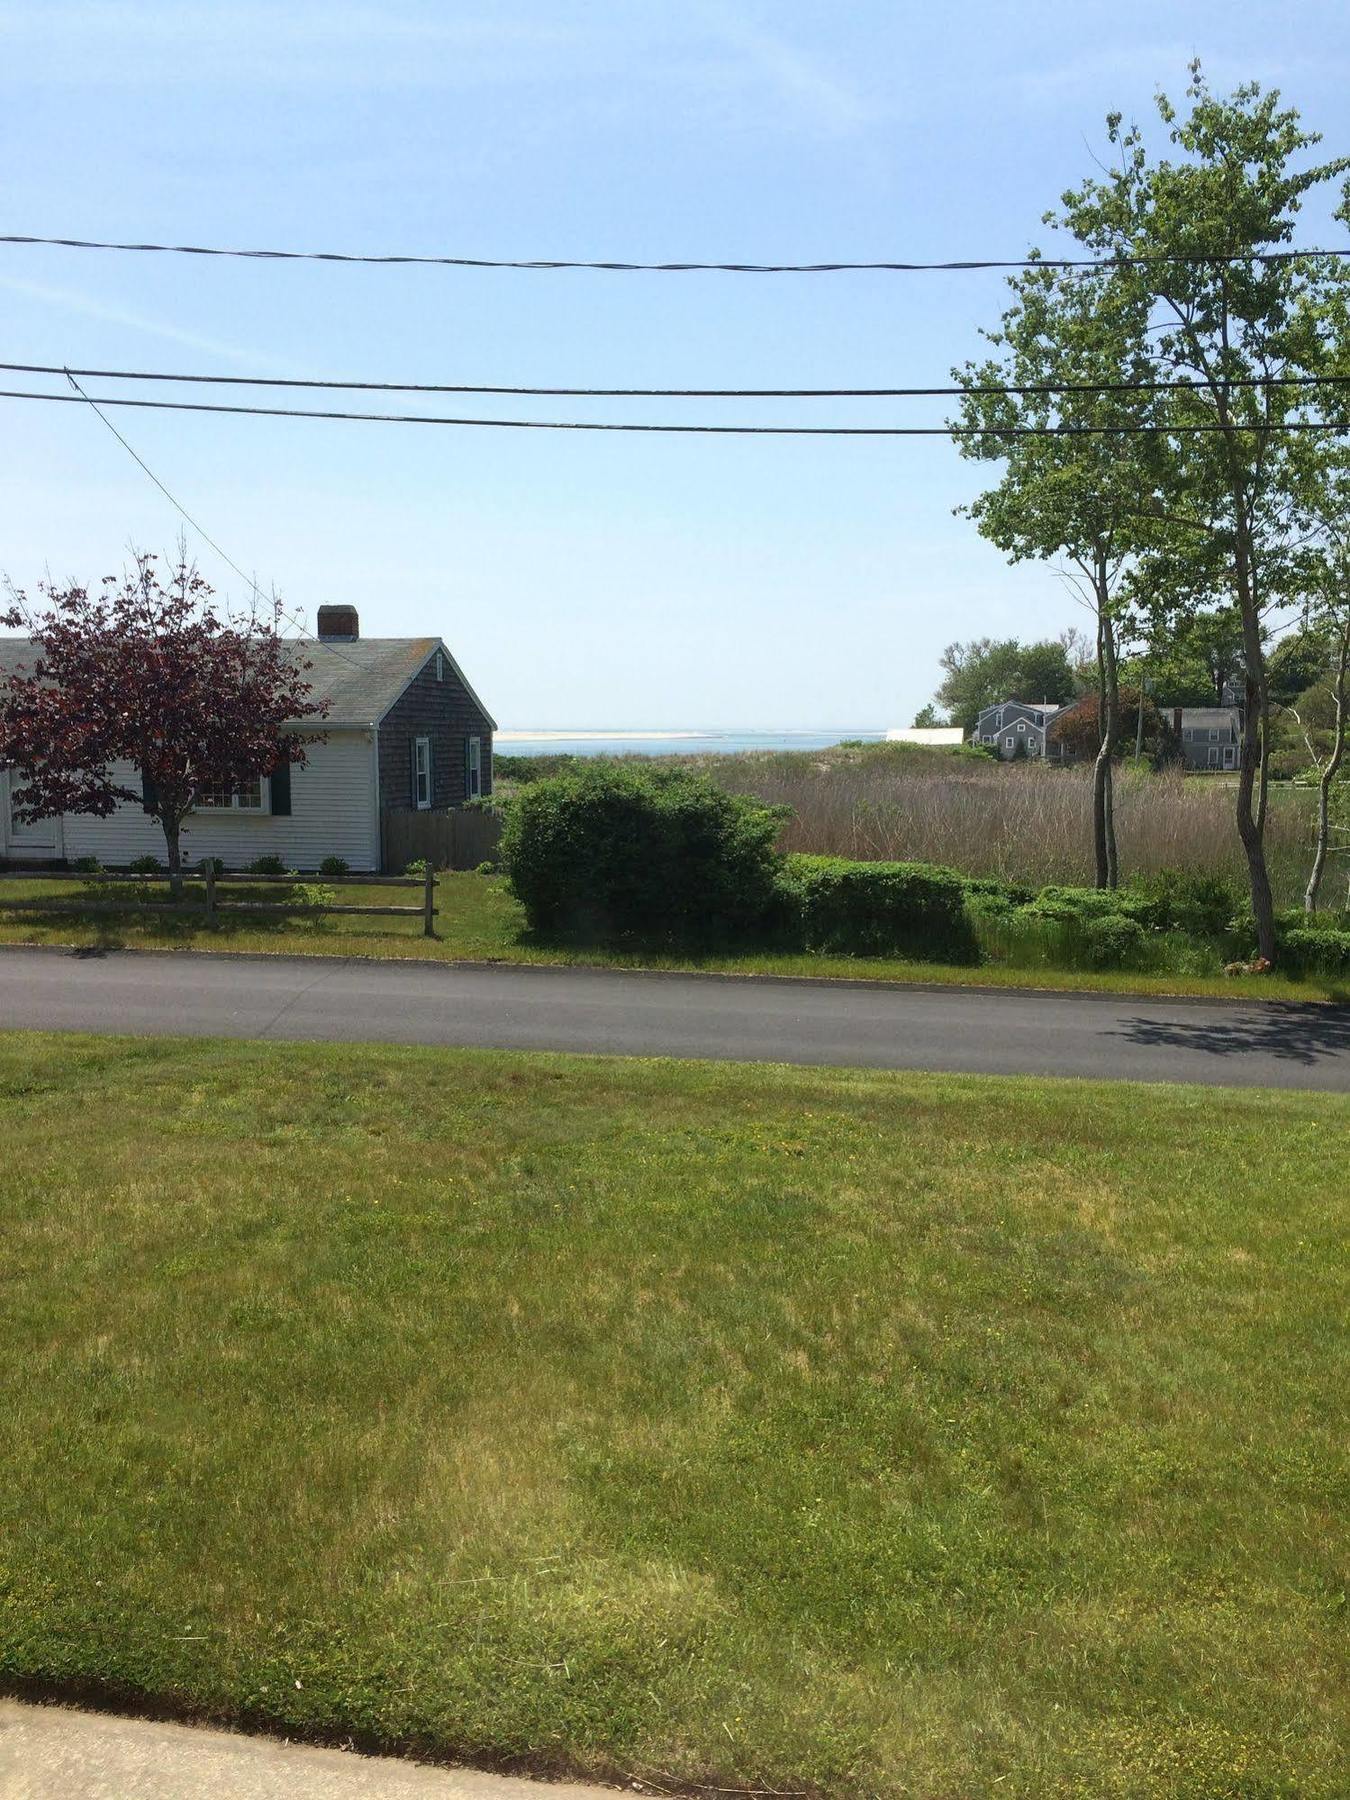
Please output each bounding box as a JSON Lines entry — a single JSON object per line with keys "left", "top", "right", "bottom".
{"left": 2, "top": 769, "right": 63, "bottom": 858}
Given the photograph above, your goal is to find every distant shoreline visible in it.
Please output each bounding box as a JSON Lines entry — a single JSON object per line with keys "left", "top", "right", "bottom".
{"left": 493, "top": 728, "right": 888, "bottom": 757}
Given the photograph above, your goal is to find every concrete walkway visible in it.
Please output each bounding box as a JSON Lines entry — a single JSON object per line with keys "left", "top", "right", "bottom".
{"left": 0, "top": 1701, "right": 621, "bottom": 1800}
{"left": 1, "top": 944, "right": 1348, "bottom": 1091}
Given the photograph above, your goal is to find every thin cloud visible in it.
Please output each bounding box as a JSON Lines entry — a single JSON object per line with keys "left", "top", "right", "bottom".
{"left": 697, "top": 5, "right": 876, "bottom": 133}
{"left": 0, "top": 274, "right": 294, "bottom": 370}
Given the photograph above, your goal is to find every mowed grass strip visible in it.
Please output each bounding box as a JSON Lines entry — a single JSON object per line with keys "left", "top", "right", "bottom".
{"left": 0, "top": 871, "right": 1344, "bottom": 1001}
{"left": 0, "top": 1034, "right": 1345, "bottom": 1798}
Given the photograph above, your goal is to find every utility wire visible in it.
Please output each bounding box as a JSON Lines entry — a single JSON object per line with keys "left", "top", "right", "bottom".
{"left": 58, "top": 369, "right": 358, "bottom": 661}
{"left": 3, "top": 233, "right": 1350, "bottom": 272}
{"left": 5, "top": 359, "right": 1349, "bottom": 400}
{"left": 5, "top": 386, "right": 1346, "bottom": 435}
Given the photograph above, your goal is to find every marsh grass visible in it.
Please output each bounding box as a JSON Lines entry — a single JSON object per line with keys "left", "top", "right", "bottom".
{"left": 701, "top": 752, "right": 1316, "bottom": 904}
{"left": 1, "top": 1035, "right": 1347, "bottom": 1797}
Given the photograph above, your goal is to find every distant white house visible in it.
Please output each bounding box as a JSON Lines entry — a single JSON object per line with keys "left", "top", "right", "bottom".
{"left": 885, "top": 726, "right": 966, "bottom": 747}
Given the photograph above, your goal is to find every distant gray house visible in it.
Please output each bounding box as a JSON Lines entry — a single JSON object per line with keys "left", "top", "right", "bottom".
{"left": 1173, "top": 706, "right": 1242, "bottom": 771}
{"left": 973, "top": 694, "right": 1243, "bottom": 771}
{"left": 971, "top": 699, "right": 1066, "bottom": 760}
{"left": 0, "top": 605, "right": 495, "bottom": 871}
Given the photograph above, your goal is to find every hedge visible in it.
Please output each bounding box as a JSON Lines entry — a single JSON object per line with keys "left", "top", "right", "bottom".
{"left": 1276, "top": 925, "right": 1350, "bottom": 978}
{"left": 784, "top": 855, "right": 979, "bottom": 963}
{"left": 501, "top": 765, "right": 788, "bottom": 944}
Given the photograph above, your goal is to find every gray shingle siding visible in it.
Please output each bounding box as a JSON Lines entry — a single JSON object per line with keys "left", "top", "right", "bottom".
{"left": 377, "top": 652, "right": 494, "bottom": 812}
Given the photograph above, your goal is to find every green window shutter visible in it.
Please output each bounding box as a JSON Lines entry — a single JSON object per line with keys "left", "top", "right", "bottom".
{"left": 270, "top": 757, "right": 292, "bottom": 816}
{"left": 140, "top": 767, "right": 158, "bottom": 814}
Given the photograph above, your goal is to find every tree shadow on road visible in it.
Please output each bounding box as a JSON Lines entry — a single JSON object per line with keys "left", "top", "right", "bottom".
{"left": 1113, "top": 1001, "right": 1350, "bottom": 1069}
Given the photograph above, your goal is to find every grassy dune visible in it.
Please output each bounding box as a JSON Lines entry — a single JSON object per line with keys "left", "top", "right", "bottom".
{"left": 1, "top": 1033, "right": 1345, "bottom": 1797}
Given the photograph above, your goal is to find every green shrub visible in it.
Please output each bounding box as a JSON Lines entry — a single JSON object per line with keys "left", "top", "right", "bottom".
{"left": 493, "top": 754, "right": 579, "bottom": 784}
{"left": 1082, "top": 914, "right": 1149, "bottom": 969}
{"left": 318, "top": 856, "right": 350, "bottom": 880}
{"left": 961, "top": 874, "right": 1031, "bottom": 915}
{"left": 247, "top": 854, "right": 289, "bottom": 877}
{"left": 1277, "top": 925, "right": 1350, "bottom": 977}
{"left": 1128, "top": 869, "right": 1243, "bottom": 936}
{"left": 198, "top": 857, "right": 225, "bottom": 877}
{"left": 474, "top": 860, "right": 496, "bottom": 876}
{"left": 403, "top": 859, "right": 430, "bottom": 880}
{"left": 128, "top": 855, "right": 161, "bottom": 876}
{"left": 784, "top": 855, "right": 979, "bottom": 963}
{"left": 1024, "top": 885, "right": 1146, "bottom": 925}
{"left": 290, "top": 882, "right": 337, "bottom": 910}
{"left": 71, "top": 855, "right": 102, "bottom": 875}
{"left": 503, "top": 766, "right": 788, "bottom": 944}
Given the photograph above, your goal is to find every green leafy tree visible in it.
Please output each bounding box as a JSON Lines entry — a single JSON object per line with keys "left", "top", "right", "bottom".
{"left": 1282, "top": 280, "right": 1350, "bottom": 911}
{"left": 1121, "top": 606, "right": 1246, "bottom": 707}
{"left": 1052, "top": 65, "right": 1350, "bottom": 961}
{"left": 911, "top": 702, "right": 944, "bottom": 727}
{"left": 953, "top": 264, "right": 1158, "bottom": 886}
{"left": 934, "top": 637, "right": 1076, "bottom": 734}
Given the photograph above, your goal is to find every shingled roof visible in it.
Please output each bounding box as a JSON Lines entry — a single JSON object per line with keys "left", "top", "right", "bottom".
{"left": 0, "top": 634, "right": 496, "bottom": 731}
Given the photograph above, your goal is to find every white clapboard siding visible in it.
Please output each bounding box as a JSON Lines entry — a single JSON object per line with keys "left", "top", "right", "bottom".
{"left": 58, "top": 731, "right": 380, "bottom": 871}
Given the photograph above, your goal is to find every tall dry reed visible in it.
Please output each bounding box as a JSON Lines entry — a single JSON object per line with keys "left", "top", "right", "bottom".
{"left": 701, "top": 757, "right": 1314, "bottom": 905}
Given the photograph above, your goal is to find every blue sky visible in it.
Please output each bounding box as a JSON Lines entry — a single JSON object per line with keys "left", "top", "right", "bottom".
{"left": 3, "top": 1, "right": 1348, "bottom": 727}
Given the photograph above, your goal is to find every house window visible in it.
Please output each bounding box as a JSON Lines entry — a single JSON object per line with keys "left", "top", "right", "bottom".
{"left": 435, "top": 652, "right": 444, "bottom": 682}
{"left": 1209, "top": 728, "right": 1219, "bottom": 741}
{"left": 1017, "top": 720, "right": 1026, "bottom": 732}
{"left": 196, "top": 777, "right": 264, "bottom": 812}
{"left": 982, "top": 734, "right": 994, "bottom": 744}
{"left": 1005, "top": 736, "right": 1015, "bottom": 750}
{"left": 466, "top": 736, "right": 482, "bottom": 800}
{"left": 413, "top": 736, "right": 432, "bottom": 810}
{"left": 1028, "top": 738, "right": 1039, "bottom": 755}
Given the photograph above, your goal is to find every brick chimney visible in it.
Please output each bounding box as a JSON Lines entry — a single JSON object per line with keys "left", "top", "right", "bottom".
{"left": 317, "top": 605, "right": 359, "bottom": 640}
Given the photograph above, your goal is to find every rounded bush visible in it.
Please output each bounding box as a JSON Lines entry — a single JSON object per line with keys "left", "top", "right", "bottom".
{"left": 502, "top": 765, "right": 788, "bottom": 945}
{"left": 318, "top": 856, "right": 350, "bottom": 880}
{"left": 784, "top": 855, "right": 979, "bottom": 963}
{"left": 1277, "top": 925, "right": 1350, "bottom": 978}
{"left": 1082, "top": 914, "right": 1148, "bottom": 969}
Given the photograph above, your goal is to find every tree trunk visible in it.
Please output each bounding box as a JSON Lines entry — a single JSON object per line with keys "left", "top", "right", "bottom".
{"left": 1236, "top": 671, "right": 1277, "bottom": 961}
{"left": 1091, "top": 574, "right": 1120, "bottom": 890}
{"left": 1227, "top": 467, "right": 1278, "bottom": 964}
{"left": 1305, "top": 622, "right": 1348, "bottom": 915}
{"left": 162, "top": 815, "right": 185, "bottom": 900}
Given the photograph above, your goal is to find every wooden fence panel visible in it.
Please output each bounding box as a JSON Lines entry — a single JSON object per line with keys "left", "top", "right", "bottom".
{"left": 381, "top": 807, "right": 503, "bottom": 873}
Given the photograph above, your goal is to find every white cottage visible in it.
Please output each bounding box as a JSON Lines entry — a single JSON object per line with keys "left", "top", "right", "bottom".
{"left": 0, "top": 607, "right": 495, "bottom": 872}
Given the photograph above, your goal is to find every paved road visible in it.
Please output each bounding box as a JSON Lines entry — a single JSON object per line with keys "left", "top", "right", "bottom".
{"left": 0, "top": 1700, "right": 618, "bottom": 1799}
{"left": 1, "top": 945, "right": 1347, "bottom": 1090}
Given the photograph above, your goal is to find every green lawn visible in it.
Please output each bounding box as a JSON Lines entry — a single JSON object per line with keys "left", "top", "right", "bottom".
{"left": 0, "top": 870, "right": 1344, "bottom": 1001}
{"left": 1, "top": 1033, "right": 1345, "bottom": 1797}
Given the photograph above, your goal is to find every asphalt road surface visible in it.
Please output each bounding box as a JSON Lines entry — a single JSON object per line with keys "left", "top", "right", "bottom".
{"left": 1, "top": 946, "right": 1347, "bottom": 1091}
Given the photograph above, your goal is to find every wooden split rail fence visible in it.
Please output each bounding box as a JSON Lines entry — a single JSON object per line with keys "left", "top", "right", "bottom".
{"left": 0, "top": 864, "right": 439, "bottom": 935}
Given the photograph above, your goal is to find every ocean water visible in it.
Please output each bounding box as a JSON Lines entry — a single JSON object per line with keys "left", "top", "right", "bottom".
{"left": 495, "top": 728, "right": 885, "bottom": 758}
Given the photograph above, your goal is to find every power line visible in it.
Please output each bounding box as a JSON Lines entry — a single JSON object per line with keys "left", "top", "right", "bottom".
{"left": 6, "top": 386, "right": 1345, "bottom": 435}
{"left": 4, "top": 359, "right": 1348, "bottom": 400}
{"left": 3, "top": 232, "right": 1349, "bottom": 273}
{"left": 59, "top": 370, "right": 359, "bottom": 662}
